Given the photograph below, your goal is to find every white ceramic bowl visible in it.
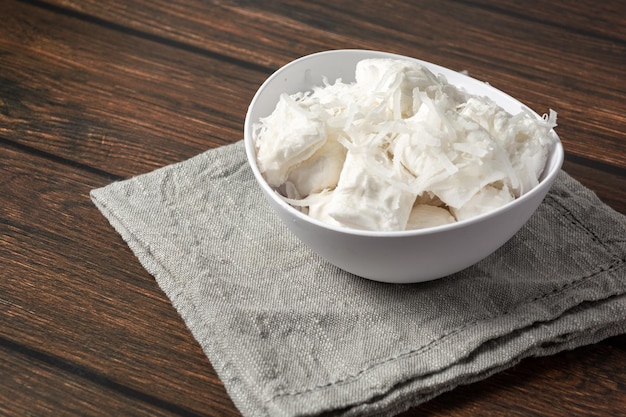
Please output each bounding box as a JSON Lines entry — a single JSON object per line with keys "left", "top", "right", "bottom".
{"left": 244, "top": 49, "right": 564, "bottom": 283}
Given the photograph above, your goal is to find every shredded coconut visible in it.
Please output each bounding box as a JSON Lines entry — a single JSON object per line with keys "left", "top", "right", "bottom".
{"left": 253, "top": 58, "right": 557, "bottom": 231}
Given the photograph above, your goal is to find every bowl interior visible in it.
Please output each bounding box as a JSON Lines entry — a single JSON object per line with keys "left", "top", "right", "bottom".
{"left": 244, "top": 49, "right": 563, "bottom": 237}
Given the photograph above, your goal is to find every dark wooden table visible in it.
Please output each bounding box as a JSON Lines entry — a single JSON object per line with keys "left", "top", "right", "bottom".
{"left": 2, "top": 1, "right": 625, "bottom": 415}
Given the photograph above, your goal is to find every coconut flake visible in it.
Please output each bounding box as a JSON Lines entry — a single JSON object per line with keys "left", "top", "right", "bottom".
{"left": 253, "top": 58, "right": 557, "bottom": 231}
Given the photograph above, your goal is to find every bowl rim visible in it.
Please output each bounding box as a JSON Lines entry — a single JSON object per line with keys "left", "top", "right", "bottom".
{"left": 244, "top": 49, "right": 564, "bottom": 238}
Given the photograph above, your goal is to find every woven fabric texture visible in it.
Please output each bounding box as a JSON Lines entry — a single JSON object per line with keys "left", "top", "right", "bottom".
{"left": 91, "top": 141, "right": 626, "bottom": 417}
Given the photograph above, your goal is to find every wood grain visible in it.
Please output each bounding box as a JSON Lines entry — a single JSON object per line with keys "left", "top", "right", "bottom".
{"left": 462, "top": 0, "right": 626, "bottom": 41}
{"left": 415, "top": 338, "right": 626, "bottom": 416}
{"left": 0, "top": 0, "right": 266, "bottom": 177}
{"left": 1, "top": 143, "right": 624, "bottom": 417}
{"left": 0, "top": 144, "right": 237, "bottom": 415}
{"left": 36, "top": 0, "right": 626, "bottom": 168}
{"left": 0, "top": 341, "right": 197, "bottom": 417}
{"left": 562, "top": 157, "right": 626, "bottom": 214}
{"left": 1, "top": 0, "right": 625, "bottom": 416}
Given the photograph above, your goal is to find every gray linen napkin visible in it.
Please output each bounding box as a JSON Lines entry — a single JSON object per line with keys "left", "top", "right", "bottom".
{"left": 91, "top": 141, "right": 626, "bottom": 417}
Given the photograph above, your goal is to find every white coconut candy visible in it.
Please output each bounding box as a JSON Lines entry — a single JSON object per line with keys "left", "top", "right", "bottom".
{"left": 450, "top": 184, "right": 515, "bottom": 221}
{"left": 253, "top": 58, "right": 557, "bottom": 231}
{"left": 406, "top": 204, "right": 456, "bottom": 229}
{"left": 254, "top": 93, "right": 327, "bottom": 187}
{"left": 323, "top": 151, "right": 417, "bottom": 231}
